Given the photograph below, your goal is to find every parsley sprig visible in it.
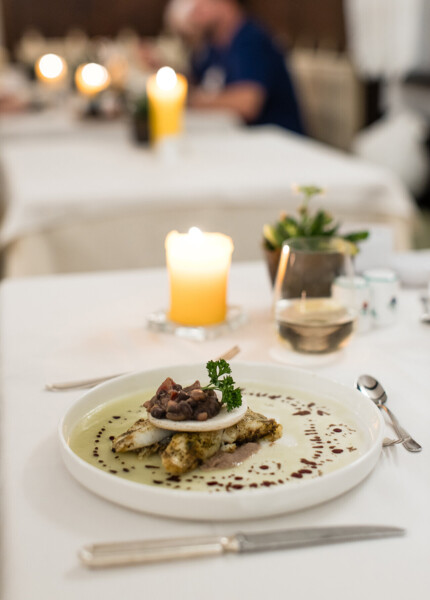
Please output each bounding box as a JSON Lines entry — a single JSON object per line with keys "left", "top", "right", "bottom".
{"left": 203, "top": 359, "right": 242, "bottom": 412}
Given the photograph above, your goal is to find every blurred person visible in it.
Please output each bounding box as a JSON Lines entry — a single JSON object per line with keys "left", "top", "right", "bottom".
{"left": 0, "top": 50, "right": 29, "bottom": 113}
{"left": 0, "top": 94, "right": 26, "bottom": 113}
{"left": 165, "top": 0, "right": 200, "bottom": 43}
{"left": 137, "top": 0, "right": 199, "bottom": 74}
{"left": 188, "top": 0, "right": 305, "bottom": 133}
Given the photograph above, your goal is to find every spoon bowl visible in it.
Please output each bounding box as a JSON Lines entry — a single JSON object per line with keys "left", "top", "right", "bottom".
{"left": 356, "top": 375, "right": 387, "bottom": 406}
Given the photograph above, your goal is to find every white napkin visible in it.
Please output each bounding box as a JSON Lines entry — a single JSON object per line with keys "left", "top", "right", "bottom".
{"left": 345, "top": 0, "right": 426, "bottom": 78}
{"left": 389, "top": 250, "right": 430, "bottom": 288}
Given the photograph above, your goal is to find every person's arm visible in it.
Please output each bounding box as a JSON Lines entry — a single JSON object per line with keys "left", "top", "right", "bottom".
{"left": 189, "top": 82, "right": 266, "bottom": 122}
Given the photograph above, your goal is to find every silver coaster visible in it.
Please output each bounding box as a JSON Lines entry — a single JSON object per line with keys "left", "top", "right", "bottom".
{"left": 146, "top": 306, "right": 247, "bottom": 341}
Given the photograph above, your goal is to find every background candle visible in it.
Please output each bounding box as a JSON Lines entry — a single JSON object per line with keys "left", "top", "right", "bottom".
{"left": 75, "top": 62, "right": 111, "bottom": 96}
{"left": 35, "top": 53, "right": 68, "bottom": 85}
{"left": 146, "top": 67, "right": 188, "bottom": 144}
{"left": 166, "top": 228, "right": 234, "bottom": 326}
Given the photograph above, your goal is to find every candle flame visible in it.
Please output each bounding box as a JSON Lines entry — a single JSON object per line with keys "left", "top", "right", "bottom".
{"left": 81, "top": 63, "right": 110, "bottom": 88}
{"left": 156, "top": 66, "right": 178, "bottom": 91}
{"left": 188, "top": 226, "right": 204, "bottom": 240}
{"left": 37, "top": 53, "right": 66, "bottom": 79}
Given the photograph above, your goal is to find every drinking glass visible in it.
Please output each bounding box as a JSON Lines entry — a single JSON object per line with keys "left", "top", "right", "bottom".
{"left": 274, "top": 237, "right": 357, "bottom": 354}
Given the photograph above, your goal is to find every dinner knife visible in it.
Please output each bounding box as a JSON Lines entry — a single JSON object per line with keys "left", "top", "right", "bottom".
{"left": 79, "top": 525, "right": 405, "bottom": 568}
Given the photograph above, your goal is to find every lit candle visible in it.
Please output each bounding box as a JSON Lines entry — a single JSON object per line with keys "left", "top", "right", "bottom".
{"left": 75, "top": 62, "right": 111, "bottom": 96}
{"left": 35, "top": 53, "right": 68, "bottom": 85}
{"left": 166, "top": 228, "right": 234, "bottom": 326}
{"left": 146, "top": 67, "right": 188, "bottom": 144}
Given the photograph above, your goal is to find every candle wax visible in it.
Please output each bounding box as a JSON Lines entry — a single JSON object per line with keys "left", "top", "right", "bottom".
{"left": 166, "top": 231, "right": 234, "bottom": 326}
{"left": 147, "top": 73, "right": 188, "bottom": 143}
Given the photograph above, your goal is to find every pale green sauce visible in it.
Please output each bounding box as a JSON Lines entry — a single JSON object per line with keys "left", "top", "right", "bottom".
{"left": 69, "top": 384, "right": 366, "bottom": 493}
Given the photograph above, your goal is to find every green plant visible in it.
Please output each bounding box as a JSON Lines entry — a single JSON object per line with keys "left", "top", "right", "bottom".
{"left": 263, "top": 185, "right": 369, "bottom": 254}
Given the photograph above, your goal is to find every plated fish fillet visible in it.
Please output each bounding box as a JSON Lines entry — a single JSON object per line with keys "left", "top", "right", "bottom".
{"left": 113, "top": 408, "right": 282, "bottom": 475}
{"left": 137, "top": 438, "right": 171, "bottom": 459}
{"left": 222, "top": 408, "right": 283, "bottom": 446}
{"left": 162, "top": 409, "right": 282, "bottom": 475}
{"left": 162, "top": 430, "right": 224, "bottom": 475}
{"left": 112, "top": 418, "right": 172, "bottom": 453}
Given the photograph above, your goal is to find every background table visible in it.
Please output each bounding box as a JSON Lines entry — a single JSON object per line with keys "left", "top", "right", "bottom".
{"left": 0, "top": 110, "right": 416, "bottom": 277}
{"left": 0, "top": 262, "right": 428, "bottom": 599}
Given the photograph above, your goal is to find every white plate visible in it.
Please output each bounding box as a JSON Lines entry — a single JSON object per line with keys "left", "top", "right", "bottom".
{"left": 148, "top": 398, "right": 248, "bottom": 432}
{"left": 59, "top": 362, "right": 384, "bottom": 521}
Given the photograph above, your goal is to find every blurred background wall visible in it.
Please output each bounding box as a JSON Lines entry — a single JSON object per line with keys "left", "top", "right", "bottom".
{"left": 1, "top": 1, "right": 168, "bottom": 47}
{"left": 0, "top": 0, "right": 4, "bottom": 46}
{"left": 1, "top": 0, "right": 346, "bottom": 52}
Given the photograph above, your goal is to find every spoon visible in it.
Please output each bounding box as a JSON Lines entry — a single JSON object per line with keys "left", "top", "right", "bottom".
{"left": 420, "top": 296, "right": 430, "bottom": 324}
{"left": 356, "top": 375, "right": 422, "bottom": 453}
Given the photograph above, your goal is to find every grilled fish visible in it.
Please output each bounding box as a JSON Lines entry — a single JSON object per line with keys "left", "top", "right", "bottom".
{"left": 112, "top": 418, "right": 173, "bottom": 453}
{"left": 162, "top": 409, "right": 282, "bottom": 475}
{"left": 112, "top": 409, "right": 282, "bottom": 475}
{"left": 162, "top": 430, "right": 224, "bottom": 475}
{"left": 222, "top": 407, "right": 283, "bottom": 446}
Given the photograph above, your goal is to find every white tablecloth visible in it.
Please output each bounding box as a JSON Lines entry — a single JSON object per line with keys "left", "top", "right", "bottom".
{"left": 0, "top": 262, "right": 428, "bottom": 599}
{"left": 0, "top": 111, "right": 416, "bottom": 277}
{"left": 0, "top": 107, "right": 240, "bottom": 141}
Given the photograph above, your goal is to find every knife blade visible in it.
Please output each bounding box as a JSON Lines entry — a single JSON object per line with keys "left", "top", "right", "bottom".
{"left": 79, "top": 525, "right": 405, "bottom": 568}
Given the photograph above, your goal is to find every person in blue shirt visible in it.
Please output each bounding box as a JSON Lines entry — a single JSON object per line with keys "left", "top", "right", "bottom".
{"left": 188, "top": 0, "right": 305, "bottom": 134}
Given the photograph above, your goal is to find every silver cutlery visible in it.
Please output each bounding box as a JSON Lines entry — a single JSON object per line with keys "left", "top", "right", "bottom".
{"left": 382, "top": 436, "right": 404, "bottom": 448}
{"left": 420, "top": 296, "right": 430, "bottom": 324}
{"left": 45, "top": 345, "right": 241, "bottom": 392}
{"left": 356, "top": 374, "right": 422, "bottom": 453}
{"left": 79, "top": 525, "right": 405, "bottom": 568}
{"left": 45, "top": 372, "right": 127, "bottom": 392}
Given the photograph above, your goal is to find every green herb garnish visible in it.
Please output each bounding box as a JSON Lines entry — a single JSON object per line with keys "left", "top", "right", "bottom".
{"left": 203, "top": 359, "right": 242, "bottom": 412}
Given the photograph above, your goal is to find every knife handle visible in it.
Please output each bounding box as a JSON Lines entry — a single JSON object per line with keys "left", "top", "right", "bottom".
{"left": 79, "top": 535, "right": 239, "bottom": 568}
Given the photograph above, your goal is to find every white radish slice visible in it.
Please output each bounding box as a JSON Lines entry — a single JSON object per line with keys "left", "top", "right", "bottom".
{"left": 148, "top": 398, "right": 248, "bottom": 432}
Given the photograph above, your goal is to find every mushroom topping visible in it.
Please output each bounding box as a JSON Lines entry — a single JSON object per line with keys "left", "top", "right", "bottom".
{"left": 143, "top": 378, "right": 221, "bottom": 422}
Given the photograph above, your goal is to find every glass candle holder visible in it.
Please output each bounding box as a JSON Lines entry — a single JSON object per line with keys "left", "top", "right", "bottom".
{"left": 274, "top": 237, "right": 357, "bottom": 354}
